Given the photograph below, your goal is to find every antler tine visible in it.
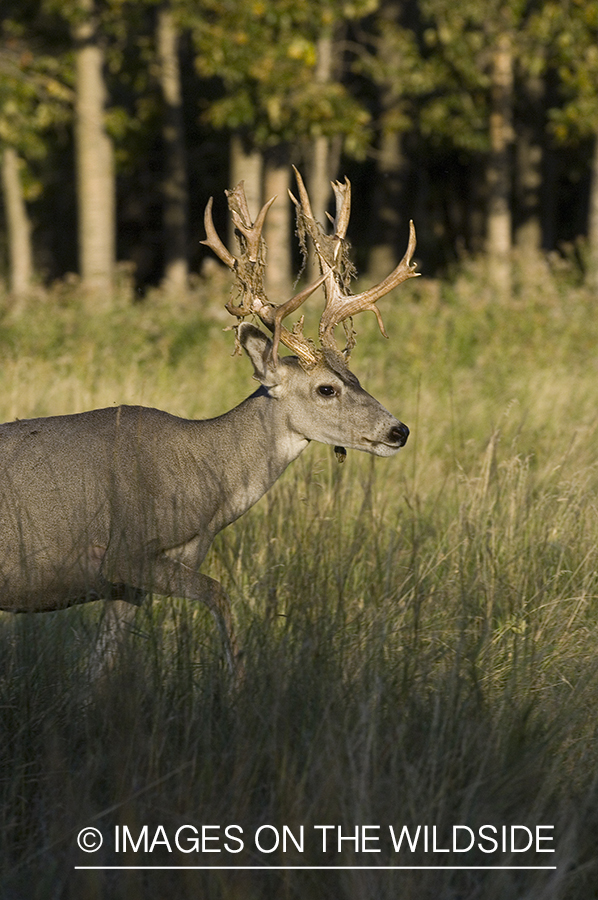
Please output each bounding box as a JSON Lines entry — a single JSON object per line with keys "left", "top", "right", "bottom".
{"left": 201, "top": 197, "right": 236, "bottom": 269}
{"left": 201, "top": 184, "right": 275, "bottom": 273}
{"left": 227, "top": 184, "right": 277, "bottom": 263}
{"left": 228, "top": 179, "right": 251, "bottom": 221}
{"left": 289, "top": 166, "right": 346, "bottom": 285}
{"left": 202, "top": 180, "right": 321, "bottom": 368}
{"left": 289, "top": 165, "right": 315, "bottom": 222}
{"left": 330, "top": 177, "right": 351, "bottom": 241}
{"left": 353, "top": 219, "right": 419, "bottom": 306}
{"left": 291, "top": 167, "right": 349, "bottom": 244}
{"left": 269, "top": 272, "right": 327, "bottom": 367}
{"left": 319, "top": 219, "right": 419, "bottom": 351}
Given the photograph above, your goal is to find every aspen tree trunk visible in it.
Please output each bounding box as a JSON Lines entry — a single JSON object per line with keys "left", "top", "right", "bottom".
{"left": 229, "top": 133, "right": 263, "bottom": 249}
{"left": 307, "top": 34, "right": 334, "bottom": 279}
{"left": 514, "top": 76, "right": 543, "bottom": 254}
{"left": 263, "top": 149, "right": 292, "bottom": 298}
{"left": 1, "top": 147, "right": 33, "bottom": 302}
{"left": 587, "top": 131, "right": 598, "bottom": 297}
{"left": 515, "top": 127, "right": 542, "bottom": 254}
{"left": 157, "top": 6, "right": 189, "bottom": 293}
{"left": 486, "top": 34, "right": 513, "bottom": 299}
{"left": 72, "top": 0, "right": 115, "bottom": 304}
{"left": 369, "top": 1, "right": 405, "bottom": 281}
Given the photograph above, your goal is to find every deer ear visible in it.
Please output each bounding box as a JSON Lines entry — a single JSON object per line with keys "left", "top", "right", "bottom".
{"left": 238, "top": 323, "right": 278, "bottom": 384}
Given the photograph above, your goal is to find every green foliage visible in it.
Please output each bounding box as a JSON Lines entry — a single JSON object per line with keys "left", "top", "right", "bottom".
{"left": 187, "top": 0, "right": 374, "bottom": 155}
{"left": 531, "top": 0, "right": 598, "bottom": 142}
{"left": 0, "top": 16, "right": 72, "bottom": 168}
{"left": 415, "top": 0, "right": 547, "bottom": 153}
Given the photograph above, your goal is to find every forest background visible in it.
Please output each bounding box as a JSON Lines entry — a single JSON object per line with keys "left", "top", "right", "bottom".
{"left": 1, "top": 0, "right": 598, "bottom": 304}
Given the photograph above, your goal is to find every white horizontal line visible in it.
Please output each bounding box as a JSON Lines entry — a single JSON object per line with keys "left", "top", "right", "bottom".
{"left": 75, "top": 865, "right": 558, "bottom": 871}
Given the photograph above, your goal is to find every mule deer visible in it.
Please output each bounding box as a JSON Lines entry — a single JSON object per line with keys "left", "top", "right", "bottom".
{"left": 0, "top": 168, "right": 417, "bottom": 670}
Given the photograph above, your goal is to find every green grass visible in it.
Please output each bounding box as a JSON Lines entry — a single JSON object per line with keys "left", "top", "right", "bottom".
{"left": 1, "top": 260, "right": 598, "bottom": 898}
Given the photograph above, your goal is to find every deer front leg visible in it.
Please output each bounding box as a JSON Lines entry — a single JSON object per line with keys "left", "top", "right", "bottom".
{"left": 100, "top": 532, "right": 239, "bottom": 672}
{"left": 157, "top": 560, "right": 239, "bottom": 673}
{"left": 120, "top": 555, "right": 238, "bottom": 673}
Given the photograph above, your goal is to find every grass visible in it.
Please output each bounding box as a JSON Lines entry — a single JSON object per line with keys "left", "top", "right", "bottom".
{"left": 1, "top": 258, "right": 598, "bottom": 898}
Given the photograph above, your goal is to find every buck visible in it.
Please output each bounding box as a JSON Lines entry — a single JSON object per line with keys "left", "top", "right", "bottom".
{"left": 0, "top": 169, "right": 417, "bottom": 670}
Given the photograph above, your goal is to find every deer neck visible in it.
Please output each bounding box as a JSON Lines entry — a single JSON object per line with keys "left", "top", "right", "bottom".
{"left": 225, "top": 384, "right": 310, "bottom": 475}
{"left": 193, "top": 387, "right": 309, "bottom": 530}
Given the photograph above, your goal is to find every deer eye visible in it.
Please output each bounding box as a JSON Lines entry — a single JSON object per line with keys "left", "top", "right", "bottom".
{"left": 317, "top": 385, "right": 337, "bottom": 397}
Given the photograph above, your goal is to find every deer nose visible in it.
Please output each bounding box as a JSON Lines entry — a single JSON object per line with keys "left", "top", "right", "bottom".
{"left": 389, "top": 422, "right": 409, "bottom": 447}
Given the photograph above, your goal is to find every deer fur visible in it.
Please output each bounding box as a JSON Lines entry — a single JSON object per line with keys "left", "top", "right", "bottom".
{"left": 0, "top": 325, "right": 408, "bottom": 669}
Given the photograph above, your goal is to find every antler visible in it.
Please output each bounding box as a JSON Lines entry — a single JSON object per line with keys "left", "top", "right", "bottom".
{"left": 202, "top": 169, "right": 419, "bottom": 367}
{"left": 289, "top": 167, "right": 419, "bottom": 358}
{"left": 201, "top": 181, "right": 323, "bottom": 367}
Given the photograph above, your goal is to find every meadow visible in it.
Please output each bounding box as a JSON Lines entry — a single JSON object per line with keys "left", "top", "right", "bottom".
{"left": 1, "top": 252, "right": 598, "bottom": 899}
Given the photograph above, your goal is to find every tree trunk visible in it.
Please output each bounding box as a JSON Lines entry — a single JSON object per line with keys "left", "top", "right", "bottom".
{"left": 72, "top": 0, "right": 116, "bottom": 304}
{"left": 369, "top": 1, "right": 405, "bottom": 281}
{"left": 370, "top": 130, "right": 405, "bottom": 281}
{"left": 587, "top": 130, "right": 598, "bottom": 297}
{"left": 514, "top": 76, "right": 543, "bottom": 254}
{"left": 486, "top": 33, "right": 513, "bottom": 298}
{"left": 514, "top": 127, "right": 542, "bottom": 254}
{"left": 263, "top": 149, "right": 292, "bottom": 298}
{"left": 1, "top": 147, "right": 33, "bottom": 302}
{"left": 229, "top": 134, "right": 263, "bottom": 249}
{"left": 307, "top": 34, "right": 334, "bottom": 280}
{"left": 157, "top": 6, "right": 189, "bottom": 293}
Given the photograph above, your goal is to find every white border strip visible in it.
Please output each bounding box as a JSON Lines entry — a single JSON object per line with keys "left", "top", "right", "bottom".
{"left": 75, "top": 865, "right": 557, "bottom": 871}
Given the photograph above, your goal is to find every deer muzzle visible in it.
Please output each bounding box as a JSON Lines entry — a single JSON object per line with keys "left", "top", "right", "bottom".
{"left": 389, "top": 422, "right": 409, "bottom": 448}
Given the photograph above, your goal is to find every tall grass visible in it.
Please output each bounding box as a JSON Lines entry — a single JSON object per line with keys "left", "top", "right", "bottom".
{"left": 1, "top": 260, "right": 598, "bottom": 899}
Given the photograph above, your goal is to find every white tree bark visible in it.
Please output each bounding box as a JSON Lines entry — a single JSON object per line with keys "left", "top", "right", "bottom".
{"left": 514, "top": 77, "right": 543, "bottom": 255}
{"left": 157, "top": 6, "right": 189, "bottom": 293}
{"left": 263, "top": 154, "right": 292, "bottom": 298}
{"left": 1, "top": 147, "right": 33, "bottom": 302}
{"left": 73, "top": 0, "right": 116, "bottom": 303}
{"left": 486, "top": 34, "right": 513, "bottom": 299}
{"left": 307, "top": 34, "right": 334, "bottom": 279}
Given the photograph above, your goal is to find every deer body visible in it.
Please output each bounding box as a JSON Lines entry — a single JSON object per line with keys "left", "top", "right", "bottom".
{"left": 0, "top": 171, "right": 417, "bottom": 669}
{"left": 0, "top": 327, "right": 408, "bottom": 662}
